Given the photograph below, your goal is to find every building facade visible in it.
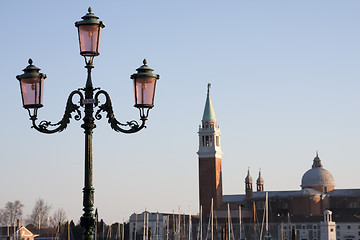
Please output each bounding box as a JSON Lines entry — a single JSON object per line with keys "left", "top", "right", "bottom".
{"left": 0, "top": 220, "right": 38, "bottom": 240}
{"left": 129, "top": 85, "right": 360, "bottom": 240}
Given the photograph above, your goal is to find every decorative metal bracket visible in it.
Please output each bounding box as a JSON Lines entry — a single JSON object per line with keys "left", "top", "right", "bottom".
{"left": 31, "top": 90, "right": 84, "bottom": 134}
{"left": 30, "top": 88, "right": 147, "bottom": 135}
{"left": 94, "top": 90, "right": 146, "bottom": 134}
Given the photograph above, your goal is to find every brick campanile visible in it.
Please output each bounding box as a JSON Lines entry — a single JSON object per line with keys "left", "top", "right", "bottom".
{"left": 197, "top": 84, "right": 223, "bottom": 216}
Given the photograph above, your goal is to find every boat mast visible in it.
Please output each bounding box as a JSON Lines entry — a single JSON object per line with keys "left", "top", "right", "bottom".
{"left": 227, "top": 204, "right": 230, "bottom": 240}
{"left": 122, "top": 220, "right": 125, "bottom": 240}
{"left": 266, "top": 192, "right": 268, "bottom": 236}
{"left": 134, "top": 214, "right": 138, "bottom": 240}
{"left": 239, "top": 206, "right": 242, "bottom": 240}
{"left": 146, "top": 213, "right": 149, "bottom": 240}
{"left": 68, "top": 220, "right": 70, "bottom": 240}
{"left": 200, "top": 206, "right": 202, "bottom": 240}
{"left": 253, "top": 202, "right": 256, "bottom": 240}
{"left": 156, "top": 213, "right": 159, "bottom": 240}
{"left": 189, "top": 207, "right": 192, "bottom": 240}
{"left": 166, "top": 214, "right": 169, "bottom": 240}
{"left": 183, "top": 213, "right": 186, "bottom": 240}
{"left": 143, "top": 212, "right": 146, "bottom": 240}
{"left": 211, "top": 198, "right": 214, "bottom": 240}
{"left": 109, "top": 223, "right": 112, "bottom": 240}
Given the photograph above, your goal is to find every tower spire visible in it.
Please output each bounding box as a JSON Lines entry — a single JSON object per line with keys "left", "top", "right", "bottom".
{"left": 202, "top": 83, "right": 216, "bottom": 123}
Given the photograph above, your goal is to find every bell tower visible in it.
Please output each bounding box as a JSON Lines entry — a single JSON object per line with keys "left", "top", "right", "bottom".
{"left": 197, "top": 84, "right": 223, "bottom": 215}
{"left": 256, "top": 170, "right": 264, "bottom": 192}
{"left": 245, "top": 169, "right": 253, "bottom": 197}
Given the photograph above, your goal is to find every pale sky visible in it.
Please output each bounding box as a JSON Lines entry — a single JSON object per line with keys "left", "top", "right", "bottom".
{"left": 1, "top": 1, "right": 360, "bottom": 224}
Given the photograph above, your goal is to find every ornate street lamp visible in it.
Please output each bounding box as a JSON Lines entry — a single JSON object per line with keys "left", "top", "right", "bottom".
{"left": 16, "top": 8, "right": 159, "bottom": 240}
{"left": 16, "top": 59, "right": 46, "bottom": 118}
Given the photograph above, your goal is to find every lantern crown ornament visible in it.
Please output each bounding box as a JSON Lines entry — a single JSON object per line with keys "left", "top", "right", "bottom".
{"left": 76, "top": 7, "right": 104, "bottom": 26}
{"left": 16, "top": 59, "right": 47, "bottom": 111}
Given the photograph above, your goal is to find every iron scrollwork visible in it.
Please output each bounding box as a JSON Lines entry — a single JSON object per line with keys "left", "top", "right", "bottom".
{"left": 30, "top": 88, "right": 147, "bottom": 135}
{"left": 31, "top": 90, "right": 84, "bottom": 134}
{"left": 94, "top": 89, "right": 146, "bottom": 134}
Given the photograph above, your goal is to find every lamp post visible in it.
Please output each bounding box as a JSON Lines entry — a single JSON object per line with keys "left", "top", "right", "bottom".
{"left": 16, "top": 8, "right": 159, "bottom": 240}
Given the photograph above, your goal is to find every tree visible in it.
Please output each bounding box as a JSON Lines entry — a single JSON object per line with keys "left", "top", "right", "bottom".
{"left": 0, "top": 209, "right": 9, "bottom": 226}
{"left": 0, "top": 200, "right": 24, "bottom": 226}
{"left": 51, "top": 208, "right": 67, "bottom": 227}
{"left": 29, "top": 198, "right": 51, "bottom": 228}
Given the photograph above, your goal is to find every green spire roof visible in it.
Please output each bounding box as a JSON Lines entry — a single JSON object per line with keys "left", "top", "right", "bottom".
{"left": 202, "top": 83, "right": 216, "bottom": 122}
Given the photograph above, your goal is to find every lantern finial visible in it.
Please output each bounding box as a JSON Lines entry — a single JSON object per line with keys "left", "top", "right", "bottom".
{"left": 143, "top": 59, "right": 147, "bottom": 65}
{"left": 88, "top": 7, "right": 92, "bottom": 13}
{"left": 28, "top": 59, "right": 33, "bottom": 65}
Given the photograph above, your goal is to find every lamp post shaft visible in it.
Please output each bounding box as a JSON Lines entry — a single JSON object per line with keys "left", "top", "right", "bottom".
{"left": 81, "top": 63, "right": 96, "bottom": 240}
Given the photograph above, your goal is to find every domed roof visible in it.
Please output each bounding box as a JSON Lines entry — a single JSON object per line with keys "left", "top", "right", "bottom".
{"left": 301, "top": 153, "right": 335, "bottom": 188}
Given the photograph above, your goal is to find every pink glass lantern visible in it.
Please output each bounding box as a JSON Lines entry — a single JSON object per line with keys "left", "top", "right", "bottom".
{"left": 16, "top": 59, "right": 46, "bottom": 109}
{"left": 75, "top": 8, "right": 105, "bottom": 57}
{"left": 131, "top": 59, "right": 160, "bottom": 109}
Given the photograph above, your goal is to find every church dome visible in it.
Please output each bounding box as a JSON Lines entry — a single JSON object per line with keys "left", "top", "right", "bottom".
{"left": 301, "top": 153, "right": 335, "bottom": 191}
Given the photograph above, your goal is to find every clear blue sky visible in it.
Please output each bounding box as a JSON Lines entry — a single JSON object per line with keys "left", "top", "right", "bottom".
{"left": 1, "top": 1, "right": 360, "bottom": 224}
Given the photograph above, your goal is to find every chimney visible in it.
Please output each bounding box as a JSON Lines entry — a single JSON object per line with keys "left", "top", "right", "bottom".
{"left": 17, "top": 219, "right": 21, "bottom": 229}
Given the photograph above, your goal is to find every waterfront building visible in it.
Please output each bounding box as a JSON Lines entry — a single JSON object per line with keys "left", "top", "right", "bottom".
{"left": 0, "top": 219, "right": 38, "bottom": 240}
{"left": 129, "top": 85, "right": 360, "bottom": 240}
{"left": 197, "top": 85, "right": 360, "bottom": 240}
